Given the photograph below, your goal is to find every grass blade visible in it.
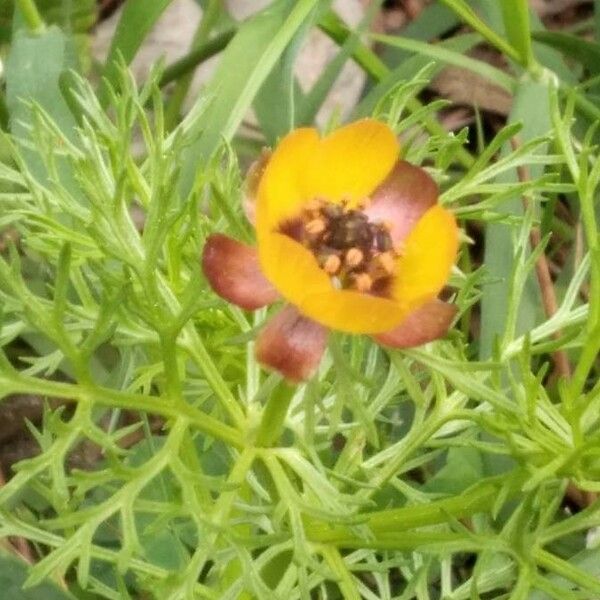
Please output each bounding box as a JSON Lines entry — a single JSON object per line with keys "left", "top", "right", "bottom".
{"left": 499, "top": 0, "right": 534, "bottom": 67}
{"left": 178, "top": 0, "right": 320, "bottom": 194}
{"left": 372, "top": 32, "right": 516, "bottom": 92}
{"left": 101, "top": 0, "right": 174, "bottom": 99}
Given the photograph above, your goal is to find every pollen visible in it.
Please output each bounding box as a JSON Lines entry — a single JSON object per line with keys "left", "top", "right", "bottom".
{"left": 345, "top": 248, "right": 364, "bottom": 268}
{"left": 376, "top": 251, "right": 395, "bottom": 275}
{"left": 306, "top": 218, "right": 327, "bottom": 235}
{"left": 279, "top": 198, "right": 399, "bottom": 296}
{"left": 323, "top": 253, "right": 341, "bottom": 274}
{"left": 353, "top": 273, "right": 373, "bottom": 292}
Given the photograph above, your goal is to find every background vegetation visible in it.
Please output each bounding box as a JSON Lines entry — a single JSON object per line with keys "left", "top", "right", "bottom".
{"left": 0, "top": 0, "right": 599, "bottom": 598}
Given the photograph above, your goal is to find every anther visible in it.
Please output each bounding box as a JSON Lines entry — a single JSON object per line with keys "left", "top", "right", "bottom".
{"left": 323, "top": 254, "right": 341, "bottom": 274}
{"left": 394, "top": 242, "right": 406, "bottom": 256}
{"left": 304, "top": 199, "right": 323, "bottom": 212}
{"left": 305, "top": 218, "right": 326, "bottom": 236}
{"left": 345, "top": 248, "right": 364, "bottom": 268}
{"left": 353, "top": 272, "right": 373, "bottom": 292}
{"left": 376, "top": 251, "right": 395, "bottom": 275}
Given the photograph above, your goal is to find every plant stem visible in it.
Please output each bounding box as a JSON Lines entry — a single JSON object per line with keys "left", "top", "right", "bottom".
{"left": 0, "top": 372, "right": 243, "bottom": 448}
{"left": 16, "top": 0, "right": 45, "bottom": 32}
{"left": 305, "top": 471, "right": 525, "bottom": 544}
{"left": 159, "top": 29, "right": 236, "bottom": 88}
{"left": 511, "top": 137, "right": 572, "bottom": 380}
{"left": 320, "top": 546, "right": 361, "bottom": 600}
{"left": 255, "top": 380, "right": 296, "bottom": 447}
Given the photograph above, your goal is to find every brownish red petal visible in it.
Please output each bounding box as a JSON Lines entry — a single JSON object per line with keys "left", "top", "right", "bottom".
{"left": 365, "top": 160, "right": 438, "bottom": 245}
{"left": 374, "top": 300, "right": 457, "bottom": 349}
{"left": 255, "top": 305, "right": 328, "bottom": 382}
{"left": 202, "top": 233, "right": 279, "bottom": 310}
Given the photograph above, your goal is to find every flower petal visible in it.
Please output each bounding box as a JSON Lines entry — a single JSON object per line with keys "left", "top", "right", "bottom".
{"left": 257, "top": 119, "right": 399, "bottom": 228}
{"left": 365, "top": 160, "right": 438, "bottom": 245}
{"left": 303, "top": 119, "right": 400, "bottom": 207}
{"left": 243, "top": 148, "right": 271, "bottom": 226}
{"left": 299, "top": 289, "right": 409, "bottom": 334}
{"left": 258, "top": 232, "right": 332, "bottom": 303}
{"left": 374, "top": 300, "right": 457, "bottom": 348}
{"left": 255, "top": 305, "right": 328, "bottom": 382}
{"left": 258, "top": 232, "right": 409, "bottom": 334}
{"left": 258, "top": 128, "right": 320, "bottom": 228}
{"left": 202, "top": 234, "right": 279, "bottom": 310}
{"left": 391, "top": 205, "right": 458, "bottom": 309}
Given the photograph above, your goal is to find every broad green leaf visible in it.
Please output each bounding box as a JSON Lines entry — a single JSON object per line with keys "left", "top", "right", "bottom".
{"left": 0, "top": 549, "right": 75, "bottom": 599}
{"left": 178, "top": 0, "right": 320, "bottom": 194}
{"left": 0, "top": 0, "right": 96, "bottom": 43}
{"left": 252, "top": 3, "right": 320, "bottom": 142}
{"left": 533, "top": 30, "right": 600, "bottom": 75}
{"left": 5, "top": 25, "right": 78, "bottom": 177}
{"left": 101, "top": 0, "right": 174, "bottom": 96}
{"left": 499, "top": 0, "right": 533, "bottom": 67}
{"left": 479, "top": 81, "right": 550, "bottom": 360}
{"left": 423, "top": 447, "right": 484, "bottom": 495}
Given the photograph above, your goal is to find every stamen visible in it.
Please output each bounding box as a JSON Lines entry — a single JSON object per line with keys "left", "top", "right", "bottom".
{"left": 283, "top": 199, "right": 399, "bottom": 296}
{"left": 323, "top": 254, "right": 341, "bottom": 274}
{"left": 345, "top": 248, "right": 364, "bottom": 268}
{"left": 304, "top": 199, "right": 323, "bottom": 212}
{"left": 353, "top": 273, "right": 373, "bottom": 293}
{"left": 376, "top": 251, "right": 395, "bottom": 275}
{"left": 305, "top": 218, "right": 326, "bottom": 236}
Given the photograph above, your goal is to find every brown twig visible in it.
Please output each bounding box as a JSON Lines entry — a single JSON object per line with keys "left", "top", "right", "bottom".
{"left": 511, "top": 137, "right": 572, "bottom": 380}
{"left": 511, "top": 139, "right": 599, "bottom": 509}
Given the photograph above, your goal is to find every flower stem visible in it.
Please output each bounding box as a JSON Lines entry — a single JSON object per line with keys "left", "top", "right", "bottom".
{"left": 16, "top": 0, "right": 45, "bottom": 33}
{"left": 159, "top": 29, "right": 236, "bottom": 88}
{"left": 255, "top": 380, "right": 296, "bottom": 447}
{"left": 305, "top": 470, "right": 527, "bottom": 546}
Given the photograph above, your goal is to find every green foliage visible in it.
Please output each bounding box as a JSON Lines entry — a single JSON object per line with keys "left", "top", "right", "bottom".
{"left": 0, "top": 1, "right": 599, "bottom": 599}
{"left": 0, "top": 549, "right": 76, "bottom": 599}
{"left": 100, "top": 0, "right": 174, "bottom": 101}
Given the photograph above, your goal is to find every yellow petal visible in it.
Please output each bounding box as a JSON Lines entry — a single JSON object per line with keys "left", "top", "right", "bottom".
{"left": 299, "top": 288, "right": 409, "bottom": 334}
{"left": 258, "top": 232, "right": 332, "bottom": 302}
{"left": 257, "top": 119, "right": 399, "bottom": 228}
{"left": 258, "top": 128, "right": 320, "bottom": 228}
{"left": 391, "top": 205, "right": 458, "bottom": 308}
{"left": 303, "top": 119, "right": 400, "bottom": 208}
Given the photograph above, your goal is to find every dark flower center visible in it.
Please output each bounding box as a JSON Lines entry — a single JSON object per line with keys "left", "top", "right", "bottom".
{"left": 280, "top": 199, "right": 399, "bottom": 294}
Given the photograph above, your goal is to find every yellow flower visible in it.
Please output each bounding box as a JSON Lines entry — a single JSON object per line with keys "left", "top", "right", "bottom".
{"left": 202, "top": 119, "right": 458, "bottom": 382}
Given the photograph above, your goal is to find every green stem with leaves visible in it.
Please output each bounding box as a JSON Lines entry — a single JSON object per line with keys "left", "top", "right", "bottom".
{"left": 255, "top": 380, "right": 296, "bottom": 447}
